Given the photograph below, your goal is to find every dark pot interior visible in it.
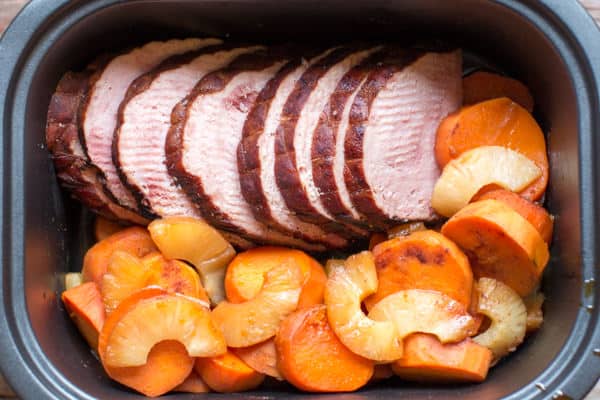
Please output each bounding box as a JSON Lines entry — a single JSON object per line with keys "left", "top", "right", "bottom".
{"left": 1, "top": 0, "right": 599, "bottom": 399}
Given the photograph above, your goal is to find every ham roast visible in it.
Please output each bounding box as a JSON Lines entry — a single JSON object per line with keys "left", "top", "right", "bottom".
{"left": 46, "top": 39, "right": 462, "bottom": 251}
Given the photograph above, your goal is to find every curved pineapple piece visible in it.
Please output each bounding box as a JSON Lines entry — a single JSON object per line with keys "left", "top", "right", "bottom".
{"left": 65, "top": 272, "right": 83, "bottom": 290}
{"left": 211, "top": 264, "right": 302, "bottom": 348}
{"left": 102, "top": 290, "right": 226, "bottom": 367}
{"left": 431, "top": 146, "right": 541, "bottom": 217}
{"left": 101, "top": 251, "right": 150, "bottom": 314}
{"left": 142, "top": 252, "right": 208, "bottom": 303}
{"left": 368, "top": 289, "right": 478, "bottom": 344}
{"left": 324, "top": 259, "right": 345, "bottom": 277}
{"left": 101, "top": 251, "right": 207, "bottom": 314}
{"left": 148, "top": 216, "right": 236, "bottom": 305}
{"left": 473, "top": 278, "right": 527, "bottom": 361}
{"left": 325, "top": 251, "right": 403, "bottom": 362}
{"left": 524, "top": 290, "right": 545, "bottom": 333}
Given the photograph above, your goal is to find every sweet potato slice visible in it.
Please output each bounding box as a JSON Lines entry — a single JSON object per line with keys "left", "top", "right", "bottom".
{"left": 275, "top": 305, "right": 374, "bottom": 392}
{"left": 61, "top": 281, "right": 105, "bottom": 350}
{"left": 108, "top": 340, "right": 193, "bottom": 398}
{"left": 371, "top": 364, "right": 394, "bottom": 381}
{"left": 435, "top": 97, "right": 548, "bottom": 200}
{"left": 471, "top": 188, "right": 553, "bottom": 243}
{"left": 172, "top": 370, "right": 210, "bottom": 393}
{"left": 232, "top": 338, "right": 283, "bottom": 380}
{"left": 195, "top": 351, "right": 265, "bottom": 393}
{"left": 82, "top": 227, "right": 157, "bottom": 286}
{"left": 224, "top": 246, "right": 326, "bottom": 309}
{"left": 392, "top": 333, "right": 492, "bottom": 383}
{"left": 441, "top": 199, "right": 549, "bottom": 296}
{"left": 462, "top": 71, "right": 534, "bottom": 112}
{"left": 365, "top": 230, "right": 473, "bottom": 311}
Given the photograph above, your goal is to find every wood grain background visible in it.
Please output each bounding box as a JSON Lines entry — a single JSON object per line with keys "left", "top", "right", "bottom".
{"left": 0, "top": 0, "right": 599, "bottom": 398}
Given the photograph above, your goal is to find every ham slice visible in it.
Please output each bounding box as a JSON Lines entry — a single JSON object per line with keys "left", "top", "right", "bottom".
{"left": 274, "top": 46, "right": 378, "bottom": 238}
{"left": 344, "top": 49, "right": 462, "bottom": 228}
{"left": 83, "top": 38, "right": 219, "bottom": 211}
{"left": 238, "top": 48, "right": 349, "bottom": 249}
{"left": 311, "top": 49, "right": 385, "bottom": 225}
{"left": 46, "top": 60, "right": 148, "bottom": 225}
{"left": 115, "top": 45, "right": 260, "bottom": 218}
{"left": 167, "top": 49, "right": 325, "bottom": 251}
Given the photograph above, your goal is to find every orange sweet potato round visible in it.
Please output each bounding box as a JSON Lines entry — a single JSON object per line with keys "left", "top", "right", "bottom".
{"left": 392, "top": 333, "right": 492, "bottom": 382}
{"left": 365, "top": 230, "right": 473, "bottom": 311}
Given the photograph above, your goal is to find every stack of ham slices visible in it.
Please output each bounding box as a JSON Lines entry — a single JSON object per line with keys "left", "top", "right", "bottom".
{"left": 45, "top": 38, "right": 462, "bottom": 251}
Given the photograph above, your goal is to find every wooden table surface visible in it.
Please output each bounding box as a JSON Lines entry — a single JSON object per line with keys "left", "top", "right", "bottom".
{"left": 1, "top": 0, "right": 599, "bottom": 398}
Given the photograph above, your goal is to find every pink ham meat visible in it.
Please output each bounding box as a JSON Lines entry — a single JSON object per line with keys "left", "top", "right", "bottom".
{"left": 46, "top": 59, "right": 148, "bottom": 225}
{"left": 273, "top": 46, "right": 378, "bottom": 238}
{"left": 311, "top": 49, "right": 386, "bottom": 225}
{"left": 344, "top": 49, "right": 462, "bottom": 228}
{"left": 167, "top": 49, "right": 325, "bottom": 251}
{"left": 82, "top": 38, "right": 219, "bottom": 212}
{"left": 115, "top": 45, "right": 261, "bottom": 218}
{"left": 237, "top": 48, "right": 349, "bottom": 249}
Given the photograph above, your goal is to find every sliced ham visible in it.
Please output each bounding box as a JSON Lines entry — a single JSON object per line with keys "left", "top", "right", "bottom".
{"left": 237, "top": 48, "right": 349, "bottom": 249}
{"left": 311, "top": 49, "right": 385, "bottom": 225}
{"left": 344, "top": 49, "right": 462, "bottom": 228}
{"left": 274, "top": 46, "right": 378, "bottom": 238}
{"left": 115, "top": 44, "right": 261, "bottom": 218}
{"left": 46, "top": 61, "right": 148, "bottom": 225}
{"left": 167, "top": 49, "right": 325, "bottom": 251}
{"left": 82, "top": 38, "right": 219, "bottom": 211}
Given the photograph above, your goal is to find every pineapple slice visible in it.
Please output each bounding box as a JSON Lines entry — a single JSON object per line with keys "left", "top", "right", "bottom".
{"left": 102, "top": 290, "right": 225, "bottom": 367}
{"left": 101, "top": 251, "right": 150, "bottom": 314}
{"left": 431, "top": 146, "right": 541, "bottom": 217}
{"left": 141, "top": 252, "right": 207, "bottom": 303}
{"left": 211, "top": 264, "right": 302, "bottom": 348}
{"left": 325, "top": 251, "right": 403, "bottom": 362}
{"left": 65, "top": 272, "right": 83, "bottom": 290}
{"left": 368, "top": 289, "right": 478, "bottom": 344}
{"left": 101, "top": 251, "right": 207, "bottom": 314}
{"left": 524, "top": 289, "right": 545, "bottom": 333}
{"left": 324, "top": 259, "right": 345, "bottom": 277}
{"left": 473, "top": 278, "right": 527, "bottom": 361}
{"left": 148, "top": 217, "right": 236, "bottom": 305}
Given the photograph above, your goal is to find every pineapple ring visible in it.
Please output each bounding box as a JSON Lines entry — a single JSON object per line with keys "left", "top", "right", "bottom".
{"left": 368, "top": 289, "right": 478, "bottom": 343}
{"left": 473, "top": 278, "right": 527, "bottom": 361}
{"left": 101, "top": 251, "right": 207, "bottom": 314}
{"left": 325, "top": 251, "right": 403, "bottom": 362}
{"left": 431, "top": 146, "right": 541, "bottom": 217}
{"left": 148, "top": 216, "right": 236, "bottom": 305}
{"left": 103, "top": 290, "right": 226, "bottom": 367}
{"left": 211, "top": 264, "right": 303, "bottom": 348}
